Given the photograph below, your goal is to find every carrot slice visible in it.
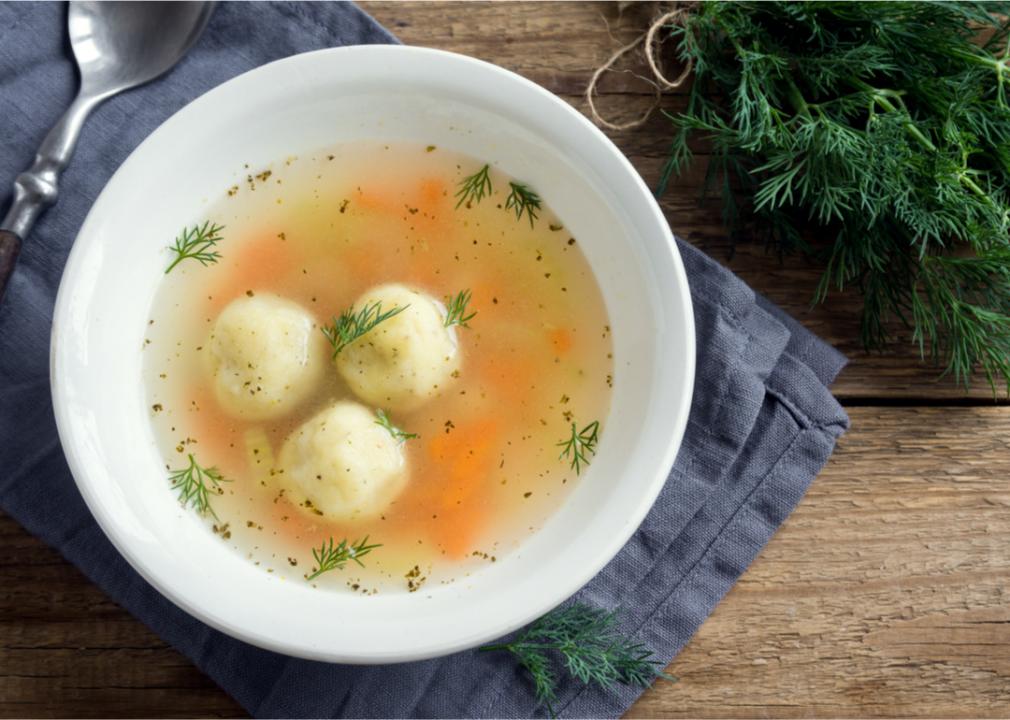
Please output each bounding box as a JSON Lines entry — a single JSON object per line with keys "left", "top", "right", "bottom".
{"left": 205, "top": 231, "right": 292, "bottom": 313}
{"left": 437, "top": 504, "right": 487, "bottom": 558}
{"left": 549, "top": 327, "right": 573, "bottom": 354}
{"left": 425, "top": 419, "right": 499, "bottom": 557}
{"left": 418, "top": 178, "right": 447, "bottom": 210}
{"left": 182, "top": 382, "right": 244, "bottom": 469}
{"left": 353, "top": 187, "right": 399, "bottom": 214}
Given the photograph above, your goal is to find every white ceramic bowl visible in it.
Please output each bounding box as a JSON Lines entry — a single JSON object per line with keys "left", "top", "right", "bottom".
{"left": 51, "top": 46, "right": 695, "bottom": 663}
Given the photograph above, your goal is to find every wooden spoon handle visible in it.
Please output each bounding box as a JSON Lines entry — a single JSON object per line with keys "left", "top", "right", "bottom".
{"left": 0, "top": 229, "right": 22, "bottom": 302}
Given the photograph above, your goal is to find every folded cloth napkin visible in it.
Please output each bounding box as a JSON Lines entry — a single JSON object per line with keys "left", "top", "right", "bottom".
{"left": 0, "top": 2, "right": 849, "bottom": 717}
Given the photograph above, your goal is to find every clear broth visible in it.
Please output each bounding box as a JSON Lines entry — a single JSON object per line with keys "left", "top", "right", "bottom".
{"left": 144, "top": 141, "right": 613, "bottom": 594}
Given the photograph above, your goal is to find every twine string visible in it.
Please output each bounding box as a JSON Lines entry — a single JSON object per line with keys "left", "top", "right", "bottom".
{"left": 585, "top": 5, "right": 694, "bottom": 131}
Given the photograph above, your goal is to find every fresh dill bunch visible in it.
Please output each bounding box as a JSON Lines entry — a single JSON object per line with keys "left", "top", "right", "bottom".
{"left": 456, "top": 163, "right": 494, "bottom": 208}
{"left": 306, "top": 536, "right": 381, "bottom": 582}
{"left": 480, "top": 603, "right": 674, "bottom": 717}
{"left": 506, "top": 181, "right": 543, "bottom": 227}
{"left": 375, "top": 408, "right": 418, "bottom": 443}
{"left": 663, "top": 1, "right": 1010, "bottom": 393}
{"left": 167, "top": 454, "right": 229, "bottom": 520}
{"left": 557, "top": 420, "right": 600, "bottom": 475}
{"left": 321, "top": 300, "right": 408, "bottom": 357}
{"left": 165, "top": 221, "right": 225, "bottom": 273}
{"left": 444, "top": 288, "right": 477, "bottom": 328}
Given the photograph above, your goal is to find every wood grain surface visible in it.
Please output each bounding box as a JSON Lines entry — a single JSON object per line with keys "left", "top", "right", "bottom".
{"left": 1, "top": 2, "right": 1008, "bottom": 718}
{"left": 0, "top": 230, "right": 22, "bottom": 304}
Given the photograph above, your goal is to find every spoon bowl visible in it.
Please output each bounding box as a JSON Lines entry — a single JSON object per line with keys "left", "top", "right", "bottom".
{"left": 69, "top": 1, "right": 214, "bottom": 99}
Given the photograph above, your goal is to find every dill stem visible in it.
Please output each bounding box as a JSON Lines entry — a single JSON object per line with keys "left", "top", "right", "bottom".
{"left": 950, "top": 49, "right": 1009, "bottom": 109}
{"left": 952, "top": 47, "right": 1006, "bottom": 70}
{"left": 164, "top": 255, "right": 184, "bottom": 274}
{"left": 850, "top": 78, "right": 937, "bottom": 151}
{"left": 958, "top": 172, "right": 991, "bottom": 203}
{"left": 492, "top": 642, "right": 569, "bottom": 651}
{"left": 784, "top": 75, "right": 812, "bottom": 119}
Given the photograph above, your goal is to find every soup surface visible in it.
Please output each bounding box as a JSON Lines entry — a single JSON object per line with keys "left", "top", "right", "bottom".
{"left": 144, "top": 141, "right": 613, "bottom": 594}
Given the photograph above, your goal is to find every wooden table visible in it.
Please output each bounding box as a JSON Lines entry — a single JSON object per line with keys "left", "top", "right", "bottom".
{"left": 3, "top": 3, "right": 1009, "bottom": 717}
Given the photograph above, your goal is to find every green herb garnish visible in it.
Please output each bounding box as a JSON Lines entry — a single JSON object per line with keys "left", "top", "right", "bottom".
{"left": 321, "top": 301, "right": 408, "bottom": 357}
{"left": 165, "top": 221, "right": 225, "bottom": 274}
{"left": 557, "top": 420, "right": 600, "bottom": 475}
{"left": 455, "top": 163, "right": 493, "bottom": 208}
{"left": 662, "top": 1, "right": 1010, "bottom": 393}
{"left": 480, "top": 603, "right": 673, "bottom": 717}
{"left": 455, "top": 164, "right": 544, "bottom": 228}
{"left": 505, "top": 181, "right": 542, "bottom": 227}
{"left": 167, "top": 454, "right": 229, "bottom": 520}
{"left": 306, "top": 536, "right": 381, "bottom": 581}
{"left": 444, "top": 288, "right": 477, "bottom": 328}
{"left": 375, "top": 409, "right": 418, "bottom": 443}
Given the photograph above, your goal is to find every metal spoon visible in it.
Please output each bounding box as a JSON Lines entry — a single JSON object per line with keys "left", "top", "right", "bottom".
{"left": 0, "top": 1, "right": 214, "bottom": 302}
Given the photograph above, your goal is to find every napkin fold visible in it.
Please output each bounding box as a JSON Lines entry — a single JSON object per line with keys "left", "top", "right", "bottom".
{"left": 0, "top": 3, "right": 848, "bottom": 718}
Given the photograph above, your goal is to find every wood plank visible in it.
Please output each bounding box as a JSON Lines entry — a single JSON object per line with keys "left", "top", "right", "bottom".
{"left": 630, "top": 405, "right": 1010, "bottom": 717}
{"left": 2, "top": 407, "right": 1009, "bottom": 717}
{"left": 366, "top": 1, "right": 665, "bottom": 96}
{"left": 0, "top": 520, "right": 243, "bottom": 717}
{"left": 363, "top": 1, "right": 1007, "bottom": 400}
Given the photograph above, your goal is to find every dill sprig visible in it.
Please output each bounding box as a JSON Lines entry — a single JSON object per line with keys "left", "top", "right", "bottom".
{"left": 321, "top": 301, "right": 408, "bottom": 357}
{"left": 505, "top": 181, "right": 543, "bottom": 227}
{"left": 375, "top": 409, "right": 418, "bottom": 443}
{"left": 167, "top": 454, "right": 229, "bottom": 520}
{"left": 444, "top": 288, "right": 477, "bottom": 328}
{"left": 480, "top": 603, "right": 674, "bottom": 717}
{"left": 663, "top": 1, "right": 1010, "bottom": 394}
{"left": 557, "top": 420, "right": 600, "bottom": 475}
{"left": 306, "top": 536, "right": 381, "bottom": 581}
{"left": 454, "top": 163, "right": 545, "bottom": 228}
{"left": 165, "top": 221, "right": 225, "bottom": 274}
{"left": 455, "top": 163, "right": 493, "bottom": 208}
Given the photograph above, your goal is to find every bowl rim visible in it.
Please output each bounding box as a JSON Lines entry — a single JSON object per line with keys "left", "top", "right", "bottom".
{"left": 50, "top": 44, "right": 696, "bottom": 663}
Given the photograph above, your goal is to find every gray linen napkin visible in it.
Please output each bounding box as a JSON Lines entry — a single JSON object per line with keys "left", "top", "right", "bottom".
{"left": 0, "top": 2, "right": 849, "bottom": 717}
